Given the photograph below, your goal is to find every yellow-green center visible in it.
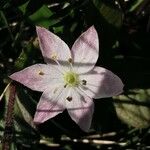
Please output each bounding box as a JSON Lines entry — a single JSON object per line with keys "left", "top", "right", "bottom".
{"left": 63, "top": 72, "right": 79, "bottom": 87}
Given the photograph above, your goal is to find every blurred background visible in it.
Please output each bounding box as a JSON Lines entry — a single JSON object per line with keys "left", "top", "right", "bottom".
{"left": 0, "top": 0, "right": 150, "bottom": 149}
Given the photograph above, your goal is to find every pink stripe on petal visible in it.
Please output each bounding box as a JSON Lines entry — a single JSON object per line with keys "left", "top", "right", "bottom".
{"left": 80, "top": 66, "right": 124, "bottom": 99}
{"left": 36, "top": 26, "right": 71, "bottom": 64}
{"left": 66, "top": 88, "right": 94, "bottom": 132}
{"left": 33, "top": 86, "right": 66, "bottom": 123}
{"left": 33, "top": 98, "right": 64, "bottom": 124}
{"left": 9, "top": 64, "right": 62, "bottom": 92}
{"left": 71, "top": 26, "right": 99, "bottom": 74}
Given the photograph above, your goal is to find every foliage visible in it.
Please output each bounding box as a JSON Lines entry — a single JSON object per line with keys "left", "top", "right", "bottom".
{"left": 0, "top": 0, "right": 150, "bottom": 149}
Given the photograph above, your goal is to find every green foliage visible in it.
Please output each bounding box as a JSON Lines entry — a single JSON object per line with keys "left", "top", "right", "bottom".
{"left": 129, "top": 0, "right": 144, "bottom": 12}
{"left": 19, "top": 2, "right": 54, "bottom": 28}
{"left": 114, "top": 89, "right": 150, "bottom": 128}
{"left": 92, "top": 0, "right": 123, "bottom": 28}
{"left": 14, "top": 43, "right": 34, "bottom": 70}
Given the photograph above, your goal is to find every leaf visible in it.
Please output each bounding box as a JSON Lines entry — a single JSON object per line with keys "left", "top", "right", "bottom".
{"left": 14, "top": 43, "right": 32, "bottom": 70}
{"left": 28, "top": 5, "right": 54, "bottom": 28}
{"left": 0, "top": 11, "right": 5, "bottom": 27}
{"left": 14, "top": 117, "right": 38, "bottom": 141}
{"left": 14, "top": 41, "right": 41, "bottom": 70}
{"left": 0, "top": 0, "right": 10, "bottom": 9}
{"left": 10, "top": 0, "right": 29, "bottom": 8}
{"left": 25, "top": 0, "right": 43, "bottom": 16}
{"left": 4, "top": 85, "right": 37, "bottom": 133}
{"left": 10, "top": 142, "right": 18, "bottom": 150}
{"left": 114, "top": 89, "right": 150, "bottom": 128}
{"left": 19, "top": 1, "right": 54, "bottom": 28}
{"left": 15, "top": 98, "right": 35, "bottom": 129}
{"left": 92, "top": 0, "right": 123, "bottom": 28}
{"left": 0, "top": 84, "right": 10, "bottom": 134}
{"left": 14, "top": 88, "right": 37, "bottom": 129}
{"left": 129, "top": 0, "right": 144, "bottom": 12}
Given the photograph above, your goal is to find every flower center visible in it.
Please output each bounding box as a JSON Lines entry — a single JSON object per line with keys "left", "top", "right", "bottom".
{"left": 63, "top": 72, "right": 79, "bottom": 87}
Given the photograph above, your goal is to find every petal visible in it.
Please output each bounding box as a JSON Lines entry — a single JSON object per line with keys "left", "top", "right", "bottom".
{"left": 79, "top": 66, "right": 124, "bottom": 99}
{"left": 34, "top": 85, "right": 67, "bottom": 123}
{"left": 36, "top": 26, "right": 71, "bottom": 64}
{"left": 34, "top": 85, "right": 72, "bottom": 123}
{"left": 10, "top": 64, "right": 63, "bottom": 92}
{"left": 66, "top": 88, "right": 94, "bottom": 132}
{"left": 71, "top": 26, "right": 99, "bottom": 73}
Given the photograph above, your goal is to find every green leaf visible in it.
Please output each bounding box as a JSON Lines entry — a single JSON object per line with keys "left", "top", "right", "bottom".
{"left": 19, "top": 1, "right": 54, "bottom": 28}
{"left": 4, "top": 85, "right": 37, "bottom": 129}
{"left": 0, "top": 83, "right": 10, "bottom": 135}
{"left": 14, "top": 41, "right": 41, "bottom": 70}
{"left": 1, "top": 85, "right": 38, "bottom": 148}
{"left": 114, "top": 89, "right": 150, "bottom": 128}
{"left": 10, "top": 142, "right": 18, "bottom": 150}
{"left": 25, "top": 0, "right": 43, "bottom": 16}
{"left": 14, "top": 43, "right": 33, "bottom": 70}
{"left": 14, "top": 88, "right": 37, "bottom": 129}
{"left": 28, "top": 5, "right": 53, "bottom": 28}
{"left": 0, "top": 11, "right": 5, "bottom": 27}
{"left": 92, "top": 0, "right": 123, "bottom": 28}
{"left": 14, "top": 117, "right": 38, "bottom": 141}
{"left": 129, "top": 0, "right": 144, "bottom": 12}
{"left": 0, "top": 0, "right": 11, "bottom": 9}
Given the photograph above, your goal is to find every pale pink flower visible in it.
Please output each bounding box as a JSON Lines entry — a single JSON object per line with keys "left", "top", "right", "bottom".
{"left": 10, "top": 26, "right": 123, "bottom": 132}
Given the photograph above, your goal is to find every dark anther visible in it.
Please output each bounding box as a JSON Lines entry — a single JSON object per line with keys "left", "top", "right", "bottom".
{"left": 64, "top": 84, "right": 67, "bottom": 88}
{"left": 68, "top": 58, "right": 73, "bottom": 63}
{"left": 82, "top": 80, "right": 87, "bottom": 85}
{"left": 66, "top": 96, "right": 72, "bottom": 101}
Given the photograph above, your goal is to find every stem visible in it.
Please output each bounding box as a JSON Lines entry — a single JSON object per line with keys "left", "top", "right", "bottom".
{"left": 2, "top": 83, "right": 16, "bottom": 150}
{"left": 117, "top": 0, "right": 126, "bottom": 14}
{"left": 0, "top": 11, "right": 14, "bottom": 41}
{"left": 0, "top": 82, "right": 12, "bottom": 102}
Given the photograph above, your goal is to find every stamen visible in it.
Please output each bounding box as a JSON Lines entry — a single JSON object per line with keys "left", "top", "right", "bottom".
{"left": 64, "top": 84, "right": 67, "bottom": 88}
{"left": 68, "top": 58, "right": 73, "bottom": 63}
{"left": 66, "top": 96, "right": 72, "bottom": 101}
{"left": 82, "top": 79, "right": 87, "bottom": 85}
{"left": 54, "top": 59, "right": 66, "bottom": 74}
{"left": 50, "top": 52, "right": 65, "bottom": 74}
{"left": 39, "top": 71, "right": 44, "bottom": 75}
{"left": 68, "top": 58, "right": 73, "bottom": 71}
{"left": 51, "top": 52, "right": 58, "bottom": 60}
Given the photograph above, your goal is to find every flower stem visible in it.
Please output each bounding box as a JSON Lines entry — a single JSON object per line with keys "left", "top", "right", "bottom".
{"left": 2, "top": 82, "right": 16, "bottom": 150}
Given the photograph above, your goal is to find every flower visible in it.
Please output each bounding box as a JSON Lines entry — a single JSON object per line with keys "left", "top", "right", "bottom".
{"left": 10, "top": 26, "right": 123, "bottom": 132}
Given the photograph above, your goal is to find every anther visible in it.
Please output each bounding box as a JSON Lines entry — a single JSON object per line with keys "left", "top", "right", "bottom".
{"left": 64, "top": 84, "right": 67, "bottom": 88}
{"left": 68, "top": 58, "right": 73, "bottom": 63}
{"left": 82, "top": 80, "right": 87, "bottom": 85}
{"left": 39, "top": 71, "right": 44, "bottom": 75}
{"left": 66, "top": 96, "right": 72, "bottom": 101}
{"left": 51, "top": 52, "right": 58, "bottom": 60}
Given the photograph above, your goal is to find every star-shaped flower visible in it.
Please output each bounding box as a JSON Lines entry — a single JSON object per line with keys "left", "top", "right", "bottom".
{"left": 10, "top": 26, "right": 123, "bottom": 132}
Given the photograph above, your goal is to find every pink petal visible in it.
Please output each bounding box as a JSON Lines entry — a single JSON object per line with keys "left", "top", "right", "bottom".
{"left": 10, "top": 64, "right": 62, "bottom": 92}
{"left": 66, "top": 88, "right": 94, "bottom": 132}
{"left": 34, "top": 86, "right": 66, "bottom": 123}
{"left": 79, "top": 66, "right": 124, "bottom": 99}
{"left": 36, "top": 26, "right": 71, "bottom": 64}
{"left": 71, "top": 26, "right": 99, "bottom": 73}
